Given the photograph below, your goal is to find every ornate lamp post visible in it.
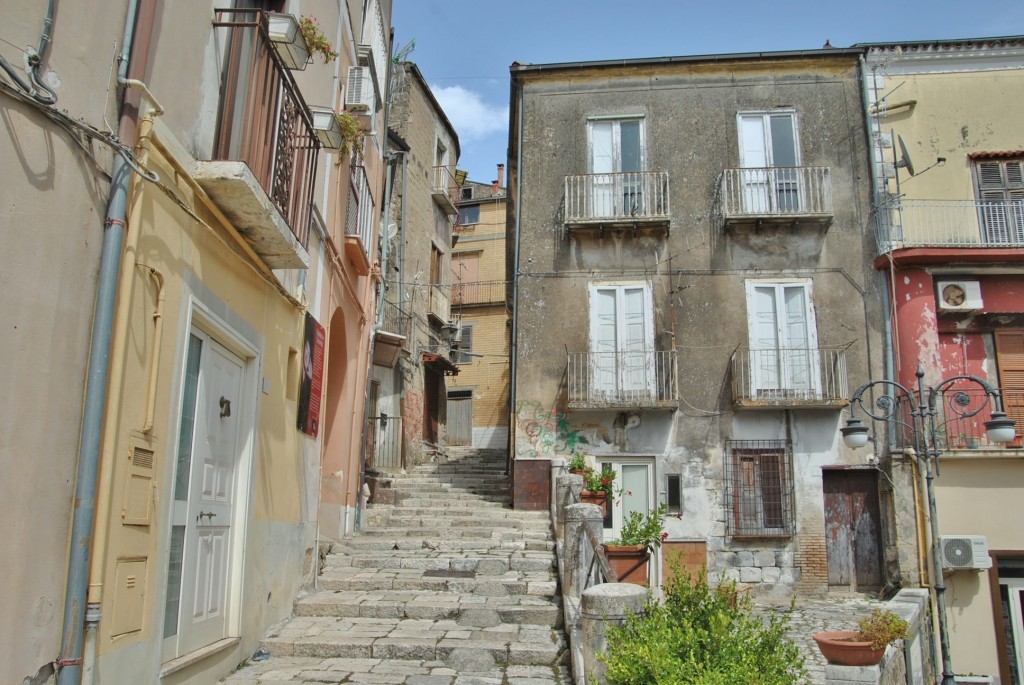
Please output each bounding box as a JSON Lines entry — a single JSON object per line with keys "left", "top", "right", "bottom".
{"left": 840, "top": 365, "right": 1015, "bottom": 685}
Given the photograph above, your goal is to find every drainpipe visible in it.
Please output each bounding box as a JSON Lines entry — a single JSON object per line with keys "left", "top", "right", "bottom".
{"left": 507, "top": 73, "right": 524, "bottom": 479}
{"left": 57, "top": 1, "right": 156, "bottom": 683}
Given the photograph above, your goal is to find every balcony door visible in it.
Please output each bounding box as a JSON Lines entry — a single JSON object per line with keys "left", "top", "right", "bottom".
{"left": 738, "top": 111, "right": 800, "bottom": 213}
{"left": 589, "top": 284, "right": 654, "bottom": 401}
{"left": 975, "top": 159, "right": 1024, "bottom": 245}
{"left": 996, "top": 330, "right": 1024, "bottom": 447}
{"left": 588, "top": 118, "right": 644, "bottom": 217}
{"left": 745, "top": 280, "right": 820, "bottom": 398}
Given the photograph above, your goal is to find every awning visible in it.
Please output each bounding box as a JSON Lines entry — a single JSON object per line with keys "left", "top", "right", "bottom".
{"left": 421, "top": 351, "right": 460, "bottom": 376}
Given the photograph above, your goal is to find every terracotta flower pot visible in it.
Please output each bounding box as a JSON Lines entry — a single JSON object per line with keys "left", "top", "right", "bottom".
{"left": 812, "top": 631, "right": 885, "bottom": 666}
{"left": 580, "top": 490, "right": 608, "bottom": 517}
{"left": 604, "top": 544, "right": 650, "bottom": 585}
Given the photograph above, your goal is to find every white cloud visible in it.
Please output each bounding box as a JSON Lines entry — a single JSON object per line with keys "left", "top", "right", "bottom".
{"left": 430, "top": 84, "right": 509, "bottom": 143}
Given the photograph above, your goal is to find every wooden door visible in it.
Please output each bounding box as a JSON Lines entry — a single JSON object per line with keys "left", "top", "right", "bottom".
{"left": 996, "top": 330, "right": 1024, "bottom": 448}
{"left": 823, "top": 470, "right": 883, "bottom": 591}
{"left": 447, "top": 390, "right": 472, "bottom": 446}
{"left": 424, "top": 368, "right": 440, "bottom": 444}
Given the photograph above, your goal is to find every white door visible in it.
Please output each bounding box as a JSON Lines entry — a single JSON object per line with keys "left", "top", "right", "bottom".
{"left": 745, "top": 281, "right": 819, "bottom": 398}
{"left": 596, "top": 460, "right": 658, "bottom": 584}
{"left": 739, "top": 112, "right": 799, "bottom": 213}
{"left": 590, "top": 285, "right": 654, "bottom": 400}
{"left": 589, "top": 119, "right": 643, "bottom": 217}
{"left": 163, "top": 330, "right": 245, "bottom": 659}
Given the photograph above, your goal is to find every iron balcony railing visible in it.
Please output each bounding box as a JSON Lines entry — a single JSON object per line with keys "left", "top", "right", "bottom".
{"left": 432, "top": 164, "right": 459, "bottom": 214}
{"left": 886, "top": 386, "right": 1024, "bottom": 451}
{"left": 567, "top": 350, "right": 678, "bottom": 408}
{"left": 379, "top": 300, "right": 410, "bottom": 339}
{"left": 731, "top": 347, "right": 849, "bottom": 407}
{"left": 875, "top": 199, "right": 1024, "bottom": 252}
{"left": 720, "top": 166, "right": 832, "bottom": 220}
{"left": 564, "top": 171, "right": 671, "bottom": 226}
{"left": 346, "top": 164, "right": 374, "bottom": 258}
{"left": 367, "top": 415, "right": 403, "bottom": 470}
{"left": 451, "top": 280, "right": 506, "bottom": 306}
{"left": 212, "top": 9, "right": 318, "bottom": 248}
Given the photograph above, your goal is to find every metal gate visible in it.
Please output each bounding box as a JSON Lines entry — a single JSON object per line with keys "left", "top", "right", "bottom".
{"left": 447, "top": 391, "right": 473, "bottom": 446}
{"left": 367, "top": 415, "right": 403, "bottom": 471}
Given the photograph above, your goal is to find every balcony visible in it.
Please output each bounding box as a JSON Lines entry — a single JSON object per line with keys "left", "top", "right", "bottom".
{"left": 344, "top": 165, "right": 374, "bottom": 275}
{"left": 875, "top": 199, "right": 1024, "bottom": 255}
{"left": 567, "top": 350, "right": 678, "bottom": 409}
{"left": 451, "top": 280, "right": 506, "bottom": 306}
{"left": 886, "top": 385, "right": 1024, "bottom": 451}
{"left": 373, "top": 300, "right": 411, "bottom": 367}
{"left": 564, "top": 171, "right": 670, "bottom": 232}
{"left": 731, "top": 347, "right": 848, "bottom": 408}
{"left": 720, "top": 166, "right": 832, "bottom": 231}
{"left": 428, "top": 283, "right": 450, "bottom": 324}
{"left": 432, "top": 165, "right": 459, "bottom": 215}
{"left": 197, "top": 9, "right": 319, "bottom": 269}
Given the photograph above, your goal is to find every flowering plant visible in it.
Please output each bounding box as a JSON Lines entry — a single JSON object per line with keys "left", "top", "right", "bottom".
{"left": 299, "top": 16, "right": 338, "bottom": 63}
{"left": 582, "top": 467, "right": 617, "bottom": 501}
{"left": 335, "top": 110, "right": 367, "bottom": 158}
{"left": 607, "top": 504, "right": 668, "bottom": 552}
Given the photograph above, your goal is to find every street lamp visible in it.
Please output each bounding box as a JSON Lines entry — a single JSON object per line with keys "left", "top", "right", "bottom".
{"left": 841, "top": 365, "right": 1016, "bottom": 685}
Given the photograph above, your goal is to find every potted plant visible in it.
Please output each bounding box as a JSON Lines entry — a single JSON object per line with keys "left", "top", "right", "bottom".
{"left": 266, "top": 13, "right": 311, "bottom": 70}
{"left": 298, "top": 15, "right": 338, "bottom": 63}
{"left": 335, "top": 110, "right": 367, "bottom": 158}
{"left": 567, "top": 452, "right": 588, "bottom": 475}
{"left": 604, "top": 504, "right": 668, "bottom": 585}
{"left": 813, "top": 609, "right": 909, "bottom": 667}
{"left": 581, "top": 467, "right": 616, "bottom": 516}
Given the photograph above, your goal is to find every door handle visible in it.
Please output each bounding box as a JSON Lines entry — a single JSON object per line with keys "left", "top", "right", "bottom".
{"left": 219, "top": 396, "right": 231, "bottom": 418}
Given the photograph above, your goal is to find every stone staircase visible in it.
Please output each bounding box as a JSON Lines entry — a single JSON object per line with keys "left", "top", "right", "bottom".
{"left": 222, "top": 447, "right": 570, "bottom": 684}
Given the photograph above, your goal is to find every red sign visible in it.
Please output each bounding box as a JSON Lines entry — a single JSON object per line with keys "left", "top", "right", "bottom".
{"left": 297, "top": 312, "right": 326, "bottom": 437}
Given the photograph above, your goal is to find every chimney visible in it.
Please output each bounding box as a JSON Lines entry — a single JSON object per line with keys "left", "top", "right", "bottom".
{"left": 497, "top": 163, "right": 504, "bottom": 188}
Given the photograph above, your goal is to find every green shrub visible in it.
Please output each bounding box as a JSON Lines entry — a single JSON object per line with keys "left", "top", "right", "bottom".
{"left": 598, "top": 567, "right": 805, "bottom": 685}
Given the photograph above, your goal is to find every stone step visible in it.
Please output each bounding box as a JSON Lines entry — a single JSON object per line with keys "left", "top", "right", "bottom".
{"left": 329, "top": 551, "right": 557, "bottom": 575}
{"left": 222, "top": 656, "right": 570, "bottom": 684}
{"left": 257, "top": 616, "right": 565, "bottom": 667}
{"left": 369, "top": 516, "right": 549, "bottom": 531}
{"left": 317, "top": 568, "right": 556, "bottom": 595}
{"left": 393, "top": 497, "right": 510, "bottom": 508}
{"left": 369, "top": 506, "right": 549, "bottom": 520}
{"left": 334, "top": 537, "right": 556, "bottom": 554}
{"left": 295, "top": 589, "right": 563, "bottom": 627}
{"left": 351, "top": 528, "right": 551, "bottom": 543}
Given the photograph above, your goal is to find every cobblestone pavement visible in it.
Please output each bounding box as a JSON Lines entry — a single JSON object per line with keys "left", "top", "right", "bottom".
{"left": 756, "top": 594, "right": 886, "bottom": 684}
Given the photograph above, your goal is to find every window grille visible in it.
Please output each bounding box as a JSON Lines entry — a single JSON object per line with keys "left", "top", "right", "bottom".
{"left": 724, "top": 439, "right": 795, "bottom": 537}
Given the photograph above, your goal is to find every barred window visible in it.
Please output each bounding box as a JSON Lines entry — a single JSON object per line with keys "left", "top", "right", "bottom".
{"left": 724, "top": 440, "right": 795, "bottom": 537}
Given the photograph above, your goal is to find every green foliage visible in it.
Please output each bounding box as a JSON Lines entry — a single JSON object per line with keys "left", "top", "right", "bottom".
{"left": 856, "top": 609, "right": 909, "bottom": 651}
{"left": 567, "top": 452, "right": 588, "bottom": 471}
{"left": 599, "top": 567, "right": 805, "bottom": 685}
{"left": 334, "top": 110, "right": 366, "bottom": 159}
{"left": 299, "top": 16, "right": 338, "bottom": 63}
{"left": 608, "top": 504, "right": 668, "bottom": 552}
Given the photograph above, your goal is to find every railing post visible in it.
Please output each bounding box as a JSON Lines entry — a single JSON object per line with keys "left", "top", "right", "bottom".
{"left": 581, "top": 583, "right": 647, "bottom": 685}
{"left": 554, "top": 471, "right": 580, "bottom": 540}
{"left": 564, "top": 502, "right": 601, "bottom": 599}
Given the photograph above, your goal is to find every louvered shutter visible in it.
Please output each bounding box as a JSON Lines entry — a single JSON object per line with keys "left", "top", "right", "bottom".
{"left": 977, "top": 160, "right": 1024, "bottom": 243}
{"left": 995, "top": 330, "right": 1024, "bottom": 447}
{"left": 345, "top": 67, "right": 371, "bottom": 111}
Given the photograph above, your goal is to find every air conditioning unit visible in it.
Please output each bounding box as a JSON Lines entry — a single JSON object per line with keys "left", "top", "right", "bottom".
{"left": 345, "top": 67, "right": 372, "bottom": 112}
{"left": 939, "top": 535, "right": 992, "bottom": 571}
{"left": 936, "top": 280, "right": 983, "bottom": 312}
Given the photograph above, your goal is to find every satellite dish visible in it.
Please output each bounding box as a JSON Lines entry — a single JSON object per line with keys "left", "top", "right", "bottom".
{"left": 896, "top": 135, "right": 916, "bottom": 176}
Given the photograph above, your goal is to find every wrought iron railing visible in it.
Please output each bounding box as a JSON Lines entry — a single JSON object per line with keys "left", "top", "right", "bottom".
{"left": 367, "top": 415, "right": 403, "bottom": 470}
{"left": 567, "top": 350, "right": 678, "bottom": 408}
{"left": 212, "top": 9, "right": 318, "bottom": 248}
{"left": 564, "top": 171, "right": 670, "bottom": 224}
{"left": 720, "top": 166, "right": 831, "bottom": 219}
{"left": 379, "top": 300, "right": 410, "bottom": 339}
{"left": 731, "top": 347, "right": 849, "bottom": 405}
{"left": 451, "top": 280, "right": 506, "bottom": 306}
{"left": 432, "top": 164, "right": 459, "bottom": 211}
{"left": 875, "top": 199, "right": 1024, "bottom": 252}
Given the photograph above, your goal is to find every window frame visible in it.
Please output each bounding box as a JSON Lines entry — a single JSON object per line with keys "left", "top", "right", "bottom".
{"left": 588, "top": 282, "right": 656, "bottom": 399}
{"left": 743, "top": 278, "right": 821, "bottom": 398}
{"left": 458, "top": 204, "right": 480, "bottom": 226}
{"left": 724, "top": 439, "right": 795, "bottom": 538}
{"left": 973, "top": 157, "right": 1024, "bottom": 244}
{"left": 453, "top": 324, "right": 473, "bottom": 365}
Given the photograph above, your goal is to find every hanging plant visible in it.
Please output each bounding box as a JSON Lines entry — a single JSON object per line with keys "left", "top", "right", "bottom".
{"left": 335, "top": 110, "right": 367, "bottom": 159}
{"left": 298, "top": 16, "right": 338, "bottom": 63}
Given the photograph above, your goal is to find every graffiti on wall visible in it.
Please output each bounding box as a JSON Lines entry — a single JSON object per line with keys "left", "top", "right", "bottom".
{"left": 514, "top": 400, "right": 585, "bottom": 458}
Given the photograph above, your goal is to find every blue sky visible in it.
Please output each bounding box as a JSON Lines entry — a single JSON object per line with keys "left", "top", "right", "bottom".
{"left": 391, "top": 1, "right": 1024, "bottom": 185}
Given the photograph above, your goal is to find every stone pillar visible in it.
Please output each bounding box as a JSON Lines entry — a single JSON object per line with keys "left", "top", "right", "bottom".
{"left": 564, "top": 502, "right": 602, "bottom": 598}
{"left": 555, "top": 473, "right": 582, "bottom": 541}
{"left": 581, "top": 583, "right": 647, "bottom": 684}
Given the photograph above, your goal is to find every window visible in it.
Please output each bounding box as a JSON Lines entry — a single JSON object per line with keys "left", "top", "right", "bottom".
{"left": 589, "top": 283, "right": 655, "bottom": 399}
{"left": 458, "top": 205, "right": 480, "bottom": 225}
{"left": 975, "top": 158, "right": 1024, "bottom": 244}
{"left": 588, "top": 117, "right": 645, "bottom": 216}
{"left": 461, "top": 186, "right": 474, "bottom": 201}
{"left": 725, "top": 440, "right": 794, "bottom": 537}
{"left": 453, "top": 324, "right": 473, "bottom": 364}
{"left": 451, "top": 252, "right": 480, "bottom": 305}
{"left": 430, "top": 245, "right": 444, "bottom": 287}
{"left": 737, "top": 111, "right": 800, "bottom": 213}
{"left": 744, "top": 279, "right": 820, "bottom": 398}
{"left": 666, "top": 474, "right": 682, "bottom": 516}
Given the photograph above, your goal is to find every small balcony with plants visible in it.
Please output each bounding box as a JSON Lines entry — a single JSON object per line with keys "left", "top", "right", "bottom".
{"left": 563, "top": 171, "right": 671, "bottom": 233}
{"left": 197, "top": 9, "right": 323, "bottom": 269}
{"left": 719, "top": 166, "right": 832, "bottom": 231}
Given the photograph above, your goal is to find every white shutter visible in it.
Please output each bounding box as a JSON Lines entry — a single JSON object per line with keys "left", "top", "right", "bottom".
{"left": 345, "top": 67, "right": 371, "bottom": 112}
{"left": 592, "top": 288, "right": 618, "bottom": 393}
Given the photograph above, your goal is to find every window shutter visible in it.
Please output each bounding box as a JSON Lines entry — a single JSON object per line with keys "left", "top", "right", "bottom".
{"left": 345, "top": 67, "right": 371, "bottom": 112}
{"left": 1006, "top": 161, "right": 1023, "bottom": 188}
{"left": 978, "top": 161, "right": 1004, "bottom": 189}
{"left": 455, "top": 325, "right": 473, "bottom": 364}
{"left": 996, "top": 331, "right": 1024, "bottom": 444}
